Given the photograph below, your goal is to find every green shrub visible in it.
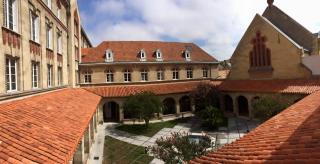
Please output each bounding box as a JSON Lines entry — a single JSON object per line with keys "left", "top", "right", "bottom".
{"left": 191, "top": 83, "right": 220, "bottom": 112}
{"left": 200, "top": 106, "right": 227, "bottom": 130}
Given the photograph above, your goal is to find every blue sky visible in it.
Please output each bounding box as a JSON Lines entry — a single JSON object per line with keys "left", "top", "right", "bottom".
{"left": 78, "top": 0, "right": 320, "bottom": 60}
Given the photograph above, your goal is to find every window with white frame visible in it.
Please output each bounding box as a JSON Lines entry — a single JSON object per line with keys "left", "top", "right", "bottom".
{"left": 5, "top": 57, "right": 18, "bottom": 92}
{"left": 140, "top": 50, "right": 146, "bottom": 61}
{"left": 172, "top": 68, "right": 179, "bottom": 80}
{"left": 58, "top": 67, "right": 62, "bottom": 86}
{"left": 202, "top": 67, "right": 209, "bottom": 78}
{"left": 57, "top": 31, "right": 62, "bottom": 54}
{"left": 124, "top": 69, "right": 131, "bottom": 82}
{"left": 47, "top": 65, "right": 53, "bottom": 87}
{"left": 186, "top": 68, "right": 193, "bottom": 79}
{"left": 141, "top": 69, "right": 148, "bottom": 81}
{"left": 106, "top": 70, "right": 114, "bottom": 83}
{"left": 105, "top": 50, "right": 113, "bottom": 62}
{"left": 185, "top": 50, "right": 191, "bottom": 61}
{"left": 46, "top": 0, "right": 52, "bottom": 9}
{"left": 57, "top": 8, "right": 61, "bottom": 20}
{"left": 84, "top": 70, "right": 92, "bottom": 83}
{"left": 30, "top": 11, "right": 39, "bottom": 42}
{"left": 157, "top": 69, "right": 164, "bottom": 81}
{"left": 156, "top": 50, "right": 162, "bottom": 61}
{"left": 46, "top": 23, "right": 53, "bottom": 49}
{"left": 32, "top": 62, "right": 39, "bottom": 88}
{"left": 3, "top": 0, "right": 19, "bottom": 32}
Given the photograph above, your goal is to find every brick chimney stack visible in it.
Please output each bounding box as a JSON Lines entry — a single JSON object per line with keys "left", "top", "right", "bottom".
{"left": 267, "top": 0, "right": 274, "bottom": 7}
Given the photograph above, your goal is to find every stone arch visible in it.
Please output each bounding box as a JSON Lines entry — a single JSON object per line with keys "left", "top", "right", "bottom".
{"left": 237, "top": 96, "right": 249, "bottom": 117}
{"left": 162, "top": 98, "right": 176, "bottom": 115}
{"left": 103, "top": 101, "right": 120, "bottom": 122}
{"left": 179, "top": 96, "right": 191, "bottom": 112}
{"left": 224, "top": 95, "right": 233, "bottom": 113}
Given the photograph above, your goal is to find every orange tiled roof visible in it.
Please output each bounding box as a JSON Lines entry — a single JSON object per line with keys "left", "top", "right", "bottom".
{"left": 84, "top": 80, "right": 222, "bottom": 98}
{"left": 191, "top": 90, "right": 320, "bottom": 163}
{"left": 81, "top": 41, "right": 217, "bottom": 63}
{"left": 0, "top": 89, "right": 101, "bottom": 163}
{"left": 217, "top": 79, "right": 320, "bottom": 94}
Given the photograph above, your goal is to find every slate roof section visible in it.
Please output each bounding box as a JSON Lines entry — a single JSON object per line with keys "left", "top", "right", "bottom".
{"left": 84, "top": 80, "right": 222, "bottom": 98}
{"left": 0, "top": 89, "right": 101, "bottom": 163}
{"left": 81, "top": 41, "right": 217, "bottom": 63}
{"left": 263, "top": 5, "right": 315, "bottom": 52}
{"left": 191, "top": 90, "right": 320, "bottom": 163}
{"left": 217, "top": 79, "right": 320, "bottom": 94}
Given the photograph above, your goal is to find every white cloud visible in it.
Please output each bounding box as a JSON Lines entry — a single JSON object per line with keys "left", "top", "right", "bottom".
{"left": 80, "top": 0, "right": 320, "bottom": 60}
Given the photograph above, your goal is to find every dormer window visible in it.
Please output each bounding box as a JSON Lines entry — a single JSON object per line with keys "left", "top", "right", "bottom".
{"left": 140, "top": 49, "right": 146, "bottom": 61}
{"left": 185, "top": 50, "right": 191, "bottom": 61}
{"left": 156, "top": 49, "right": 163, "bottom": 61}
{"left": 105, "top": 49, "right": 113, "bottom": 62}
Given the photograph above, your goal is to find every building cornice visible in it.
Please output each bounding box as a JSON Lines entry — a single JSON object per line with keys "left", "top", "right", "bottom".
{"left": 79, "top": 61, "right": 219, "bottom": 66}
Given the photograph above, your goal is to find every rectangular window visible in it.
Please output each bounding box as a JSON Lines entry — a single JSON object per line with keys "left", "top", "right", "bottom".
{"left": 75, "top": 46, "right": 79, "bottom": 61}
{"left": 141, "top": 71, "right": 148, "bottom": 81}
{"left": 106, "top": 70, "right": 114, "bottom": 83}
{"left": 84, "top": 71, "right": 92, "bottom": 83}
{"left": 57, "top": 31, "right": 62, "bottom": 54}
{"left": 203, "top": 68, "right": 209, "bottom": 78}
{"left": 32, "top": 62, "right": 39, "bottom": 88}
{"left": 46, "top": 23, "right": 52, "bottom": 49}
{"left": 124, "top": 71, "right": 131, "bottom": 82}
{"left": 186, "top": 68, "right": 193, "bottom": 79}
{"left": 46, "top": 0, "right": 52, "bottom": 9}
{"left": 157, "top": 70, "right": 164, "bottom": 81}
{"left": 6, "top": 57, "right": 17, "bottom": 92}
{"left": 47, "top": 65, "right": 53, "bottom": 87}
{"left": 172, "top": 69, "right": 179, "bottom": 80}
{"left": 57, "top": 8, "right": 61, "bottom": 20}
{"left": 4, "top": 0, "right": 18, "bottom": 31}
{"left": 58, "top": 67, "right": 62, "bottom": 86}
{"left": 30, "top": 11, "right": 39, "bottom": 42}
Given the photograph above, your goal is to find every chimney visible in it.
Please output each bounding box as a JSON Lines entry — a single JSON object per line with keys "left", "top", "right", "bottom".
{"left": 267, "top": 0, "right": 274, "bottom": 7}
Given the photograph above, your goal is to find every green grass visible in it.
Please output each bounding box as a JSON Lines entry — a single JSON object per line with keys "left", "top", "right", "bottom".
{"left": 103, "top": 136, "right": 153, "bottom": 164}
{"left": 116, "top": 118, "right": 190, "bottom": 137}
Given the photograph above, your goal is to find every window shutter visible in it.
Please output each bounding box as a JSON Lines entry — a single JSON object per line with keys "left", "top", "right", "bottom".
{"left": 3, "top": 0, "right": 7, "bottom": 27}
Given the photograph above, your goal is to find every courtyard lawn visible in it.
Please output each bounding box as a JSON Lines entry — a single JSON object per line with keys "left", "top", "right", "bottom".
{"left": 103, "top": 136, "right": 153, "bottom": 164}
{"left": 116, "top": 117, "right": 190, "bottom": 137}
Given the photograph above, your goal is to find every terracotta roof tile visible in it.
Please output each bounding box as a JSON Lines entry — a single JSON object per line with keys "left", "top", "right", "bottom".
{"left": 217, "top": 79, "right": 320, "bottom": 94}
{"left": 81, "top": 41, "right": 217, "bottom": 63}
{"left": 0, "top": 89, "right": 101, "bottom": 163}
{"left": 191, "top": 90, "right": 320, "bottom": 163}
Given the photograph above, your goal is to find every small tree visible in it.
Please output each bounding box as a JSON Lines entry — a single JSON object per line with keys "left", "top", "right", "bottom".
{"left": 200, "top": 106, "right": 227, "bottom": 130}
{"left": 123, "top": 91, "right": 162, "bottom": 127}
{"left": 191, "top": 82, "right": 220, "bottom": 112}
{"left": 252, "top": 95, "right": 291, "bottom": 121}
{"left": 148, "top": 132, "right": 213, "bottom": 163}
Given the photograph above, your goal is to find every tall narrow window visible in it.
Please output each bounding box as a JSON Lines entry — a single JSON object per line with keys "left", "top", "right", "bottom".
{"left": 156, "top": 50, "right": 162, "bottom": 61}
{"left": 4, "top": 0, "right": 19, "bottom": 31}
{"left": 57, "top": 31, "right": 62, "bottom": 54}
{"left": 202, "top": 67, "right": 209, "bottom": 78}
{"left": 186, "top": 68, "right": 193, "bottom": 79}
{"left": 106, "top": 70, "right": 114, "bottom": 83}
{"left": 6, "top": 57, "right": 18, "bottom": 92}
{"left": 32, "top": 62, "right": 39, "bottom": 89}
{"left": 105, "top": 50, "right": 113, "bottom": 62}
{"left": 185, "top": 50, "right": 191, "bottom": 61}
{"left": 30, "top": 11, "right": 39, "bottom": 42}
{"left": 157, "top": 69, "right": 164, "bottom": 81}
{"left": 249, "top": 31, "right": 272, "bottom": 70}
{"left": 84, "top": 71, "right": 92, "bottom": 84}
{"left": 172, "top": 68, "right": 179, "bottom": 80}
{"left": 75, "top": 46, "right": 79, "bottom": 61}
{"left": 47, "top": 65, "right": 53, "bottom": 87}
{"left": 141, "top": 69, "right": 148, "bottom": 81}
{"left": 46, "top": 23, "right": 53, "bottom": 49}
{"left": 57, "top": 8, "right": 61, "bottom": 20}
{"left": 58, "top": 67, "right": 62, "bottom": 86}
{"left": 140, "top": 50, "right": 146, "bottom": 61}
{"left": 124, "top": 69, "right": 131, "bottom": 82}
{"left": 46, "top": 0, "right": 52, "bottom": 9}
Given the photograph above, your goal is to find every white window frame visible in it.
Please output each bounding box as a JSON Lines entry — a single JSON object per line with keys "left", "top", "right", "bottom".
{"left": 124, "top": 70, "right": 131, "bottom": 82}
{"left": 32, "top": 62, "right": 39, "bottom": 89}
{"left": 156, "top": 50, "right": 163, "bottom": 61}
{"left": 46, "top": 23, "right": 53, "bottom": 49}
{"left": 140, "top": 50, "right": 146, "bottom": 61}
{"left": 46, "top": 0, "right": 52, "bottom": 9}
{"left": 106, "top": 70, "right": 114, "bottom": 83}
{"left": 58, "top": 67, "right": 62, "bottom": 86}
{"left": 186, "top": 68, "right": 193, "bottom": 79}
{"left": 57, "top": 8, "right": 61, "bottom": 20}
{"left": 57, "top": 31, "right": 62, "bottom": 54}
{"left": 202, "top": 68, "right": 209, "bottom": 78}
{"left": 105, "top": 50, "right": 113, "bottom": 62}
{"left": 47, "top": 65, "right": 53, "bottom": 87}
{"left": 140, "top": 69, "right": 148, "bottom": 82}
{"left": 172, "top": 68, "right": 179, "bottom": 80}
{"left": 30, "top": 11, "right": 39, "bottom": 43}
{"left": 157, "top": 69, "right": 164, "bottom": 81}
{"left": 84, "top": 71, "right": 92, "bottom": 84}
{"left": 6, "top": 57, "right": 18, "bottom": 92}
{"left": 185, "top": 51, "right": 191, "bottom": 61}
{"left": 4, "top": 0, "right": 19, "bottom": 32}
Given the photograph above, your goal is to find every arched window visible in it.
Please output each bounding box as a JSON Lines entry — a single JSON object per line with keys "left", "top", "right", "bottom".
{"left": 184, "top": 50, "right": 191, "bottom": 61}
{"left": 250, "top": 31, "right": 272, "bottom": 70}
{"left": 156, "top": 49, "right": 163, "bottom": 61}
{"left": 140, "top": 49, "right": 146, "bottom": 61}
{"left": 105, "top": 49, "right": 113, "bottom": 62}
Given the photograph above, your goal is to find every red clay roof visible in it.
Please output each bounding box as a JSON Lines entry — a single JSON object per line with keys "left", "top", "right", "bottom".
{"left": 191, "top": 90, "right": 320, "bottom": 163}
{"left": 217, "top": 79, "right": 320, "bottom": 94}
{"left": 0, "top": 89, "right": 101, "bottom": 163}
{"left": 81, "top": 41, "right": 217, "bottom": 63}
{"left": 84, "top": 80, "right": 222, "bottom": 98}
